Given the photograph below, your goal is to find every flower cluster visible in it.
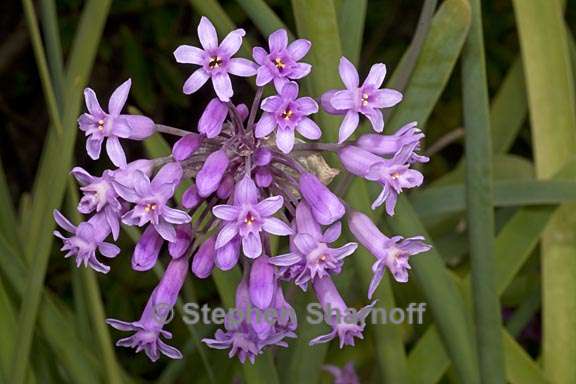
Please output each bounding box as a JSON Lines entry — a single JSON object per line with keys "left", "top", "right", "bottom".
{"left": 54, "top": 16, "right": 431, "bottom": 363}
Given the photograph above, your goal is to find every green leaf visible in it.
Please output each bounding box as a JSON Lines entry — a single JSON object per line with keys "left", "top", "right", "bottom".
{"left": 236, "top": 0, "right": 292, "bottom": 38}
{"left": 412, "top": 179, "right": 576, "bottom": 219}
{"left": 461, "top": 0, "right": 505, "bottom": 380}
{"left": 512, "top": 0, "right": 576, "bottom": 381}
{"left": 337, "top": 0, "right": 367, "bottom": 64}
{"left": 385, "top": 0, "right": 471, "bottom": 133}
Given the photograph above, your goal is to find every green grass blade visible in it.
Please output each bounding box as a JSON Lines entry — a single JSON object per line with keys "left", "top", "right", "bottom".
{"left": 337, "top": 0, "right": 367, "bottom": 64}
{"left": 235, "top": 0, "right": 292, "bottom": 38}
{"left": 386, "top": 0, "right": 471, "bottom": 133}
{"left": 10, "top": 1, "right": 112, "bottom": 382}
{"left": 40, "top": 0, "right": 65, "bottom": 108}
{"left": 0, "top": 156, "right": 19, "bottom": 248}
{"left": 490, "top": 57, "right": 527, "bottom": 154}
{"left": 502, "top": 332, "right": 549, "bottom": 384}
{"left": 512, "top": 1, "right": 576, "bottom": 382}
{"left": 20, "top": 0, "right": 63, "bottom": 135}
{"left": 412, "top": 179, "right": 576, "bottom": 219}
{"left": 405, "top": 156, "right": 576, "bottom": 383}
{"left": 461, "top": 0, "right": 505, "bottom": 380}
{"left": 384, "top": 197, "right": 480, "bottom": 384}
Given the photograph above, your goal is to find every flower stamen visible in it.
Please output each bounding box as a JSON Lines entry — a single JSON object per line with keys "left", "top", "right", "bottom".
{"left": 208, "top": 56, "right": 223, "bottom": 69}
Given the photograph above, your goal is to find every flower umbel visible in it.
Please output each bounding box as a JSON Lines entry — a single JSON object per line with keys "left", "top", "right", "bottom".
{"left": 55, "top": 16, "right": 430, "bottom": 363}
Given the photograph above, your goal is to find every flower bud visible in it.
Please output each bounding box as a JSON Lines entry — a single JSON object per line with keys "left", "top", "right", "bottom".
{"left": 299, "top": 173, "right": 345, "bottom": 225}
{"left": 196, "top": 149, "right": 229, "bottom": 197}
{"left": 172, "top": 133, "right": 202, "bottom": 161}
{"left": 132, "top": 224, "right": 164, "bottom": 271}
{"left": 192, "top": 236, "right": 216, "bottom": 278}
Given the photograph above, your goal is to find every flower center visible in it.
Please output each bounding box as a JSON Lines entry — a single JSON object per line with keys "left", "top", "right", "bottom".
{"left": 244, "top": 212, "right": 256, "bottom": 225}
{"left": 319, "top": 254, "right": 327, "bottom": 262}
{"left": 98, "top": 119, "right": 105, "bottom": 131}
{"left": 144, "top": 203, "right": 157, "bottom": 213}
{"left": 281, "top": 109, "right": 293, "bottom": 120}
{"left": 391, "top": 172, "right": 400, "bottom": 180}
{"left": 361, "top": 93, "right": 370, "bottom": 106}
{"left": 208, "top": 56, "right": 223, "bottom": 69}
{"left": 273, "top": 57, "right": 285, "bottom": 70}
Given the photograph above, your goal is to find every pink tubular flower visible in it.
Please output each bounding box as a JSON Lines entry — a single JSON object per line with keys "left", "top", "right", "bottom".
{"left": 255, "top": 81, "right": 320, "bottom": 153}
{"left": 78, "top": 79, "right": 155, "bottom": 167}
{"left": 321, "top": 57, "right": 403, "bottom": 143}
{"left": 212, "top": 175, "right": 293, "bottom": 258}
{"left": 115, "top": 162, "right": 191, "bottom": 242}
{"left": 253, "top": 29, "right": 312, "bottom": 89}
{"left": 53, "top": 210, "right": 119, "bottom": 274}
{"left": 349, "top": 211, "right": 430, "bottom": 298}
{"left": 173, "top": 17, "right": 257, "bottom": 101}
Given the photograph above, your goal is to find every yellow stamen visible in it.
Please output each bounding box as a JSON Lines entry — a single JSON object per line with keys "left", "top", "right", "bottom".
{"left": 274, "top": 57, "right": 285, "bottom": 69}
{"left": 281, "top": 109, "right": 293, "bottom": 120}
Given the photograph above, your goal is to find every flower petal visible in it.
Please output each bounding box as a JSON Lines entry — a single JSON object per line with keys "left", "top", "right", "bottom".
{"left": 261, "top": 95, "right": 282, "bottom": 113}
{"left": 198, "top": 16, "right": 218, "bottom": 50}
{"left": 338, "top": 111, "right": 360, "bottom": 144}
{"left": 250, "top": 255, "right": 275, "bottom": 309}
{"left": 252, "top": 46, "right": 268, "bottom": 64}
{"left": 86, "top": 137, "right": 103, "bottom": 160}
{"left": 173, "top": 45, "right": 205, "bottom": 65}
{"left": 256, "top": 195, "right": 284, "bottom": 216}
{"left": 212, "top": 73, "right": 233, "bottom": 102}
{"left": 263, "top": 217, "right": 293, "bottom": 236}
{"left": 330, "top": 90, "right": 355, "bottom": 110}
{"left": 183, "top": 68, "right": 210, "bottom": 95}
{"left": 281, "top": 81, "right": 299, "bottom": 100}
{"left": 215, "top": 223, "right": 238, "bottom": 249}
{"left": 123, "top": 115, "right": 156, "bottom": 140}
{"left": 84, "top": 88, "right": 104, "bottom": 116}
{"left": 295, "top": 97, "right": 318, "bottom": 115}
{"left": 242, "top": 232, "right": 262, "bottom": 258}
{"left": 364, "top": 108, "right": 384, "bottom": 133}
{"left": 276, "top": 127, "right": 295, "bottom": 153}
{"left": 255, "top": 113, "right": 276, "bottom": 138}
{"left": 53, "top": 210, "right": 76, "bottom": 233}
{"left": 70, "top": 167, "right": 94, "bottom": 186}
{"left": 269, "top": 252, "right": 301, "bottom": 267}
{"left": 372, "top": 89, "right": 403, "bottom": 108}
{"left": 228, "top": 58, "right": 257, "bottom": 77}
{"left": 106, "top": 136, "right": 127, "bottom": 168}
{"left": 363, "top": 63, "right": 387, "bottom": 88}
{"left": 338, "top": 57, "right": 359, "bottom": 89}
{"left": 323, "top": 222, "right": 342, "bottom": 243}
{"left": 287, "top": 39, "right": 311, "bottom": 60}
{"left": 289, "top": 63, "right": 311, "bottom": 79}
{"left": 256, "top": 65, "right": 274, "bottom": 86}
{"left": 98, "top": 242, "right": 121, "bottom": 258}
{"left": 108, "top": 79, "right": 131, "bottom": 116}
{"left": 219, "top": 29, "right": 246, "bottom": 57}
{"left": 296, "top": 118, "right": 321, "bottom": 140}
{"left": 212, "top": 204, "right": 240, "bottom": 221}
{"left": 268, "top": 29, "right": 288, "bottom": 52}
{"left": 215, "top": 237, "right": 240, "bottom": 270}
{"left": 155, "top": 220, "right": 177, "bottom": 242}
{"left": 162, "top": 206, "right": 192, "bottom": 224}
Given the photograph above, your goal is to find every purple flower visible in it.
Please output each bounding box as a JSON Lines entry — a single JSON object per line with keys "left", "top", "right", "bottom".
{"left": 255, "top": 81, "right": 320, "bottom": 153}
{"left": 53, "top": 210, "right": 119, "bottom": 274}
{"left": 321, "top": 57, "right": 403, "bottom": 143}
{"left": 173, "top": 17, "right": 257, "bottom": 101}
{"left": 215, "top": 235, "right": 241, "bottom": 270}
{"left": 192, "top": 236, "right": 216, "bottom": 278}
{"left": 338, "top": 145, "right": 423, "bottom": 214}
{"left": 107, "top": 257, "right": 188, "bottom": 361}
{"left": 203, "top": 278, "right": 296, "bottom": 363}
{"left": 356, "top": 121, "right": 429, "bottom": 164}
{"left": 71, "top": 167, "right": 122, "bottom": 240}
{"left": 253, "top": 29, "right": 312, "bottom": 89}
{"left": 249, "top": 254, "right": 275, "bottom": 309}
{"left": 115, "top": 162, "right": 191, "bottom": 242}
{"left": 349, "top": 211, "right": 430, "bottom": 298}
{"left": 196, "top": 149, "right": 230, "bottom": 197}
{"left": 323, "top": 362, "right": 360, "bottom": 384}
{"left": 172, "top": 133, "right": 202, "bottom": 161}
{"left": 169, "top": 224, "right": 193, "bottom": 258}
{"left": 132, "top": 224, "right": 164, "bottom": 271}
{"left": 299, "top": 173, "right": 345, "bottom": 225}
{"left": 78, "top": 79, "right": 155, "bottom": 167}
{"left": 182, "top": 184, "right": 202, "bottom": 209}
{"left": 309, "top": 276, "right": 374, "bottom": 348}
{"left": 213, "top": 175, "right": 293, "bottom": 258}
{"left": 198, "top": 98, "right": 228, "bottom": 138}
{"left": 271, "top": 202, "right": 357, "bottom": 290}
